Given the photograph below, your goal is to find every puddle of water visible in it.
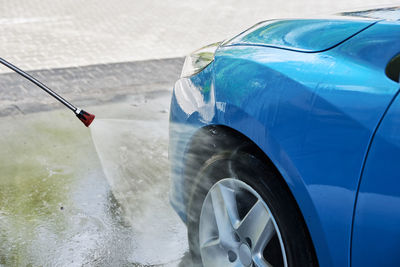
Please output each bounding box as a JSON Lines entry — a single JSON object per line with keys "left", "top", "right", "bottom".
{"left": 0, "top": 113, "right": 84, "bottom": 266}
{"left": 0, "top": 92, "right": 188, "bottom": 266}
{"left": 0, "top": 111, "right": 136, "bottom": 266}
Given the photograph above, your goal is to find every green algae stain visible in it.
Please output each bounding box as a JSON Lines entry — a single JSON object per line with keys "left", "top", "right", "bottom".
{"left": 0, "top": 111, "right": 94, "bottom": 266}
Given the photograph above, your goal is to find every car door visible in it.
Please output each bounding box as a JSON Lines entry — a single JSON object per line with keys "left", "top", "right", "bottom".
{"left": 351, "top": 90, "right": 400, "bottom": 266}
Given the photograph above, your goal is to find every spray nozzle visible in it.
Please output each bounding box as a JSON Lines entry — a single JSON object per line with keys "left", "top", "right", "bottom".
{"left": 76, "top": 109, "right": 95, "bottom": 127}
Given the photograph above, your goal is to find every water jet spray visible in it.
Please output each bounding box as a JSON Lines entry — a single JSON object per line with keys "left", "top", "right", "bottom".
{"left": 0, "top": 57, "right": 95, "bottom": 127}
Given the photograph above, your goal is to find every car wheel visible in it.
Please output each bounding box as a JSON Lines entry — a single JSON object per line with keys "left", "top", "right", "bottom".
{"left": 186, "top": 151, "right": 318, "bottom": 267}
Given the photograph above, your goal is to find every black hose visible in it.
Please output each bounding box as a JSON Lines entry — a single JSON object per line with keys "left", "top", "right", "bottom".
{"left": 0, "top": 57, "right": 77, "bottom": 112}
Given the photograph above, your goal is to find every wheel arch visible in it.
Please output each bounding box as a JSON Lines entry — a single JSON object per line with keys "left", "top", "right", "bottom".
{"left": 182, "top": 124, "right": 301, "bottom": 207}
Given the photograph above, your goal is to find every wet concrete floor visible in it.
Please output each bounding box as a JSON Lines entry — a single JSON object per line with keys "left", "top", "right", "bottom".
{"left": 0, "top": 90, "right": 189, "bottom": 266}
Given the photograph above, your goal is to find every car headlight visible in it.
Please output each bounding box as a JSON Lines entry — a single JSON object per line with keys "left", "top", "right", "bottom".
{"left": 180, "top": 42, "right": 221, "bottom": 78}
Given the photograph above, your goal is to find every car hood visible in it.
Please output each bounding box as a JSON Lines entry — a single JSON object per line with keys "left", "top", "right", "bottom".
{"left": 223, "top": 19, "right": 377, "bottom": 52}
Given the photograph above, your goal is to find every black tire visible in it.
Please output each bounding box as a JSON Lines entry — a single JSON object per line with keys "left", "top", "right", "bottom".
{"left": 186, "top": 150, "right": 318, "bottom": 267}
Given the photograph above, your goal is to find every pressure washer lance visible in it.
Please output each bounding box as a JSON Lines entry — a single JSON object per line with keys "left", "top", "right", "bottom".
{"left": 0, "top": 57, "right": 95, "bottom": 127}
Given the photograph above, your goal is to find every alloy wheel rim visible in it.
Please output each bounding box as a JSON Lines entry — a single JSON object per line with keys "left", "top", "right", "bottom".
{"left": 199, "top": 178, "right": 288, "bottom": 267}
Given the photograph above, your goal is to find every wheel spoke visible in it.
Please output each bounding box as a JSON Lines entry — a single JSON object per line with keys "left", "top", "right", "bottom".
{"left": 253, "top": 219, "right": 275, "bottom": 255}
{"left": 201, "top": 237, "right": 243, "bottom": 267}
{"left": 210, "top": 183, "right": 240, "bottom": 243}
{"left": 217, "top": 183, "right": 241, "bottom": 226}
{"left": 201, "top": 237, "right": 221, "bottom": 249}
{"left": 200, "top": 237, "right": 228, "bottom": 266}
{"left": 237, "top": 200, "right": 275, "bottom": 253}
{"left": 252, "top": 256, "right": 274, "bottom": 267}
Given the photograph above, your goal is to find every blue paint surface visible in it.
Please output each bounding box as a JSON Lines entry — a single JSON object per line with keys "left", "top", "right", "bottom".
{"left": 351, "top": 90, "right": 400, "bottom": 266}
{"left": 225, "top": 19, "right": 376, "bottom": 52}
{"left": 169, "top": 18, "right": 400, "bottom": 267}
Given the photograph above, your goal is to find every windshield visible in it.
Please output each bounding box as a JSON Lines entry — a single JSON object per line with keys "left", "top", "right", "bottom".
{"left": 339, "top": 6, "right": 400, "bottom": 21}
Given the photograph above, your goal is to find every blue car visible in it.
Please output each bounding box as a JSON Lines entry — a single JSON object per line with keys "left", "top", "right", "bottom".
{"left": 169, "top": 7, "right": 400, "bottom": 267}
